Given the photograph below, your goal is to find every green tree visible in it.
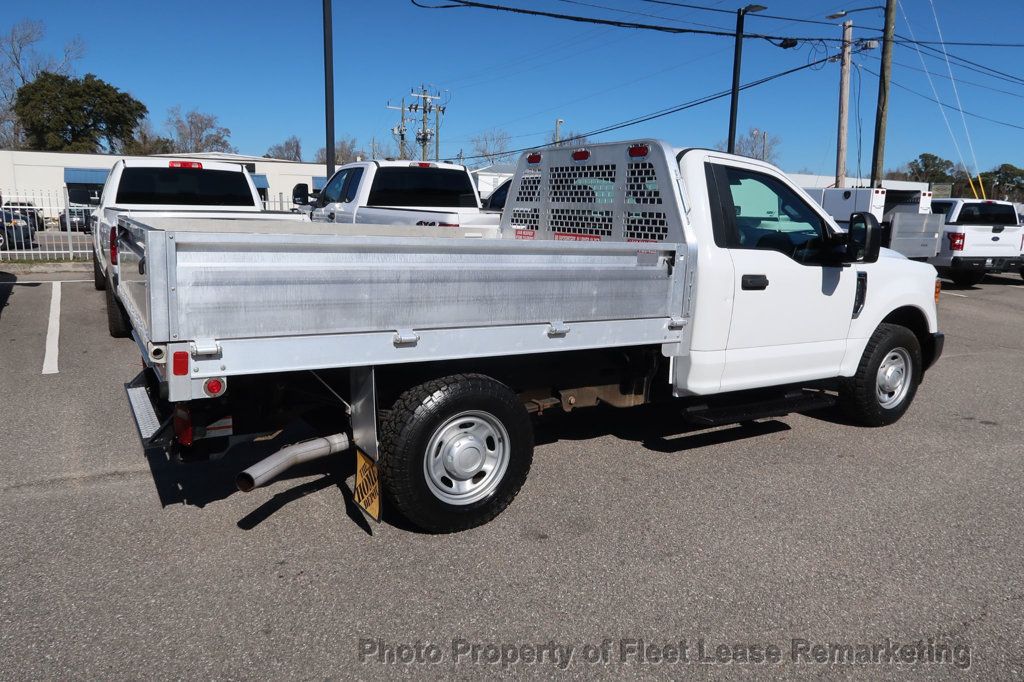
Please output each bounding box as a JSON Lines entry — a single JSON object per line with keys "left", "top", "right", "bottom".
{"left": 986, "top": 163, "right": 1024, "bottom": 202}
{"left": 905, "top": 153, "right": 955, "bottom": 184}
{"left": 14, "top": 72, "right": 145, "bottom": 152}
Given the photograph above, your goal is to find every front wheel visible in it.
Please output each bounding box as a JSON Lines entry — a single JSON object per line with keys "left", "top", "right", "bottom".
{"left": 839, "top": 323, "right": 922, "bottom": 427}
{"left": 378, "top": 374, "right": 534, "bottom": 533}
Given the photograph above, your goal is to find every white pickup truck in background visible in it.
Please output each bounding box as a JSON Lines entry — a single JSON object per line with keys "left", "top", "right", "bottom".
{"left": 117, "top": 140, "right": 944, "bottom": 532}
{"left": 294, "top": 160, "right": 499, "bottom": 230}
{"left": 92, "top": 158, "right": 308, "bottom": 335}
{"left": 928, "top": 198, "right": 1023, "bottom": 286}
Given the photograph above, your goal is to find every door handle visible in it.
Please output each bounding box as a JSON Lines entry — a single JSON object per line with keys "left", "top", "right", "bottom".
{"left": 741, "top": 274, "right": 769, "bottom": 290}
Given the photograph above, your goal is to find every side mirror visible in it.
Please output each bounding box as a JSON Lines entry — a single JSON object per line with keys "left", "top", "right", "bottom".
{"left": 292, "top": 183, "right": 310, "bottom": 205}
{"left": 846, "top": 211, "right": 881, "bottom": 263}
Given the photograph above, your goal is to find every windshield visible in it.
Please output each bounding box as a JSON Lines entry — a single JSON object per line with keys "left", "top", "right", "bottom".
{"left": 367, "top": 167, "right": 477, "bottom": 208}
{"left": 956, "top": 202, "right": 1019, "bottom": 226}
{"left": 115, "top": 167, "right": 255, "bottom": 206}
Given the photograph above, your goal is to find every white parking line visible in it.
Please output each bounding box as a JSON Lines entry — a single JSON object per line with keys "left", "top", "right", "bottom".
{"left": 943, "top": 292, "right": 968, "bottom": 298}
{"left": 42, "top": 282, "right": 61, "bottom": 375}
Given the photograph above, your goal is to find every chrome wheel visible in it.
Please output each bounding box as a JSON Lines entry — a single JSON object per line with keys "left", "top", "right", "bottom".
{"left": 423, "top": 410, "right": 510, "bottom": 506}
{"left": 876, "top": 347, "right": 912, "bottom": 409}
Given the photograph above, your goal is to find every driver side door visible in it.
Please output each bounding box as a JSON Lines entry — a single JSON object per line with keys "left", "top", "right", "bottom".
{"left": 310, "top": 169, "right": 349, "bottom": 223}
{"left": 708, "top": 160, "right": 859, "bottom": 391}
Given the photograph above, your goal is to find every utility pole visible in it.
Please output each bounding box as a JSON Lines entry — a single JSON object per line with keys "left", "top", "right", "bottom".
{"left": 835, "top": 20, "right": 853, "bottom": 188}
{"left": 420, "top": 87, "right": 429, "bottom": 161}
{"left": 434, "top": 105, "right": 441, "bottom": 161}
{"left": 727, "top": 4, "right": 767, "bottom": 154}
{"left": 554, "top": 118, "right": 564, "bottom": 144}
{"left": 870, "top": 0, "right": 897, "bottom": 187}
{"left": 322, "top": 0, "right": 335, "bottom": 177}
{"left": 386, "top": 98, "right": 408, "bottom": 158}
{"left": 403, "top": 86, "right": 442, "bottom": 161}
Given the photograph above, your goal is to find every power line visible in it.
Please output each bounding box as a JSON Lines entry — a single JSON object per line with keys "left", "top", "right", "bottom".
{"left": 412, "top": 0, "right": 849, "bottom": 43}
{"left": 454, "top": 52, "right": 839, "bottom": 162}
{"left": 859, "top": 65, "right": 1024, "bottom": 132}
{"left": 640, "top": 0, "right": 885, "bottom": 30}
{"left": 897, "top": 39, "right": 1024, "bottom": 86}
{"left": 862, "top": 53, "right": 1024, "bottom": 100}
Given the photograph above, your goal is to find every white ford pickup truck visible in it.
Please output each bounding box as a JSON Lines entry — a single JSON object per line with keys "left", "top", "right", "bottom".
{"left": 928, "top": 198, "right": 1023, "bottom": 286}
{"left": 92, "top": 158, "right": 307, "bottom": 335}
{"left": 115, "top": 140, "right": 943, "bottom": 533}
{"left": 295, "top": 160, "right": 499, "bottom": 229}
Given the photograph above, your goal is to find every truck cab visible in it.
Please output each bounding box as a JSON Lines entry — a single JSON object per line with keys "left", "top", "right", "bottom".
{"left": 929, "top": 198, "right": 1023, "bottom": 286}
{"left": 299, "top": 160, "right": 500, "bottom": 229}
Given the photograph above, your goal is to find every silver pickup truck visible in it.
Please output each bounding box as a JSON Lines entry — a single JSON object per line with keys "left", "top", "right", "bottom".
{"left": 116, "top": 140, "right": 942, "bottom": 533}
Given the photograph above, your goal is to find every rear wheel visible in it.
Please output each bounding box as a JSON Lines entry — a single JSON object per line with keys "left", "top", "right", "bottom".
{"left": 105, "top": 276, "right": 131, "bottom": 338}
{"left": 378, "top": 374, "right": 533, "bottom": 533}
{"left": 839, "top": 323, "right": 922, "bottom": 427}
{"left": 92, "top": 251, "right": 105, "bottom": 290}
{"left": 949, "top": 270, "right": 985, "bottom": 287}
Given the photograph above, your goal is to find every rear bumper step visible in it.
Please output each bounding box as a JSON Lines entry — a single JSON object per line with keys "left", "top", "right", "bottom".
{"left": 125, "top": 372, "right": 172, "bottom": 447}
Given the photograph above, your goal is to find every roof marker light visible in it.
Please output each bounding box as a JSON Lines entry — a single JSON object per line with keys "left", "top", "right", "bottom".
{"left": 169, "top": 161, "right": 202, "bottom": 169}
{"left": 571, "top": 149, "right": 591, "bottom": 161}
{"left": 526, "top": 153, "right": 542, "bottom": 164}
{"left": 628, "top": 144, "right": 649, "bottom": 158}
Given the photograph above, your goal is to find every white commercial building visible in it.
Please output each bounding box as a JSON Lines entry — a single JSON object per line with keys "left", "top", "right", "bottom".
{"left": 0, "top": 149, "right": 329, "bottom": 216}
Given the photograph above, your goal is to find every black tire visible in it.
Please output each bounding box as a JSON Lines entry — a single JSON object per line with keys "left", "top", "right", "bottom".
{"left": 92, "top": 251, "right": 106, "bottom": 290}
{"left": 839, "top": 323, "right": 922, "bottom": 427}
{"left": 105, "top": 276, "right": 131, "bottom": 338}
{"left": 378, "top": 373, "right": 534, "bottom": 533}
{"left": 949, "top": 270, "right": 985, "bottom": 287}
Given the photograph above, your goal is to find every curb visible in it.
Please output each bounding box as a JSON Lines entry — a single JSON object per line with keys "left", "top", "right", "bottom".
{"left": 0, "top": 261, "right": 92, "bottom": 274}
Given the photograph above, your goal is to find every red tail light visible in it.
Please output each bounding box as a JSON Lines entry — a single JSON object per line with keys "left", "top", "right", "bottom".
{"left": 526, "top": 153, "right": 541, "bottom": 164}
{"left": 172, "top": 351, "right": 189, "bottom": 376}
{"left": 173, "top": 405, "right": 193, "bottom": 446}
{"left": 628, "top": 144, "right": 649, "bottom": 158}
{"left": 109, "top": 226, "right": 118, "bottom": 264}
{"left": 410, "top": 162, "right": 433, "bottom": 168}
{"left": 203, "top": 377, "right": 225, "bottom": 397}
{"left": 169, "top": 161, "right": 202, "bottom": 169}
{"left": 571, "top": 149, "right": 591, "bottom": 161}
{"left": 948, "top": 232, "right": 965, "bottom": 251}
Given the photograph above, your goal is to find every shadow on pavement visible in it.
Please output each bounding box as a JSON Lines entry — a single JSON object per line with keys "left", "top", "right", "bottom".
{"left": 141, "top": 402, "right": 800, "bottom": 533}
{"left": 0, "top": 271, "right": 44, "bottom": 319}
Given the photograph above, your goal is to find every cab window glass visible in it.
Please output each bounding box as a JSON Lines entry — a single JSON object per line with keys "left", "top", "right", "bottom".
{"left": 320, "top": 170, "right": 349, "bottom": 204}
{"left": 720, "top": 166, "right": 828, "bottom": 259}
{"left": 342, "top": 168, "right": 364, "bottom": 203}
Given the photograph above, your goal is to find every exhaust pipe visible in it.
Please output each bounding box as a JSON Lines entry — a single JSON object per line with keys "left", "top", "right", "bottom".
{"left": 236, "top": 433, "right": 350, "bottom": 492}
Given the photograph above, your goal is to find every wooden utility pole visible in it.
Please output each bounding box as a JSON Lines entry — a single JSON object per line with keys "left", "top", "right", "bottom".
{"left": 869, "top": 0, "right": 897, "bottom": 187}
{"left": 835, "top": 20, "right": 853, "bottom": 188}
{"left": 420, "top": 87, "right": 429, "bottom": 161}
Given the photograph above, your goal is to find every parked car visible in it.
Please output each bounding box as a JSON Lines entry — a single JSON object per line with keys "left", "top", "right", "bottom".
{"left": 929, "top": 198, "right": 1023, "bottom": 286}
{"left": 91, "top": 157, "right": 308, "bottom": 336}
{"left": 482, "top": 178, "right": 512, "bottom": 213}
{"left": 296, "top": 160, "right": 500, "bottom": 228}
{"left": 3, "top": 201, "right": 44, "bottom": 233}
{"left": 60, "top": 205, "right": 91, "bottom": 232}
{"left": 0, "top": 209, "right": 35, "bottom": 250}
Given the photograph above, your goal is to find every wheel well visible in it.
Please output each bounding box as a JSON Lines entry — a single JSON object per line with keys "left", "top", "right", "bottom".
{"left": 881, "top": 306, "right": 935, "bottom": 370}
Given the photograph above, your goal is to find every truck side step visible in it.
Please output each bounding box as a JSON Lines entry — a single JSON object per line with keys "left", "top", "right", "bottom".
{"left": 682, "top": 389, "right": 836, "bottom": 427}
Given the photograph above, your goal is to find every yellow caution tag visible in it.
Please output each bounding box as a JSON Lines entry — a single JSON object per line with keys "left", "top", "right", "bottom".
{"left": 353, "top": 447, "right": 381, "bottom": 523}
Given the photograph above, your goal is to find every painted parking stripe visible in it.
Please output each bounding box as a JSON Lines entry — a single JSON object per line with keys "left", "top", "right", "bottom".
{"left": 42, "top": 282, "right": 61, "bottom": 375}
{"left": 943, "top": 292, "right": 968, "bottom": 298}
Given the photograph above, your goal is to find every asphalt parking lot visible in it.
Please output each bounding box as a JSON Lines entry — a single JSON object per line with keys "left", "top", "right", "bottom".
{"left": 1, "top": 268, "right": 1023, "bottom": 679}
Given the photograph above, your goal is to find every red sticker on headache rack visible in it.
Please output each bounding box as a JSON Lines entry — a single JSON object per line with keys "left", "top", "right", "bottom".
{"left": 553, "top": 233, "right": 602, "bottom": 241}
{"left": 514, "top": 229, "right": 536, "bottom": 240}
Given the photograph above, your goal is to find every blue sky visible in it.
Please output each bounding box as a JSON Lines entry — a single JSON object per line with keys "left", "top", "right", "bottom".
{"left": 21, "top": 0, "right": 1024, "bottom": 174}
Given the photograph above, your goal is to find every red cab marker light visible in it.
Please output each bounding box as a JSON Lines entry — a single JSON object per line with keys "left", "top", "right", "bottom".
{"left": 169, "top": 161, "right": 202, "bottom": 169}
{"left": 526, "top": 152, "right": 542, "bottom": 164}
{"left": 204, "top": 378, "right": 225, "bottom": 397}
{"left": 628, "top": 144, "right": 649, "bottom": 158}
{"left": 172, "top": 351, "right": 189, "bottom": 376}
{"left": 411, "top": 162, "right": 432, "bottom": 168}
{"left": 571, "top": 149, "right": 591, "bottom": 161}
